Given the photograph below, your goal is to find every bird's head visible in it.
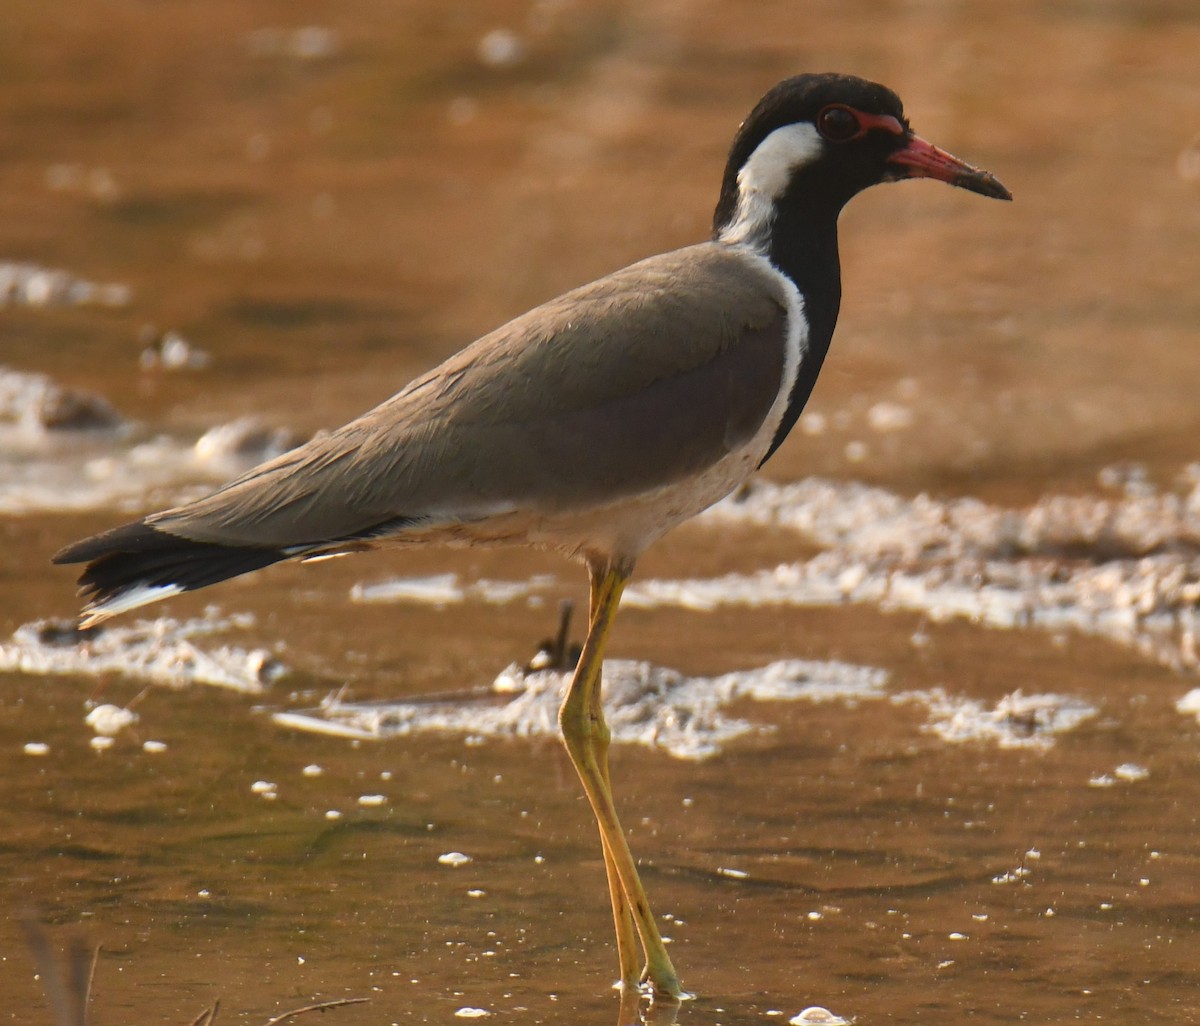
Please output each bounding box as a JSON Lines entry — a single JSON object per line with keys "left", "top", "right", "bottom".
{"left": 714, "top": 73, "right": 1011, "bottom": 247}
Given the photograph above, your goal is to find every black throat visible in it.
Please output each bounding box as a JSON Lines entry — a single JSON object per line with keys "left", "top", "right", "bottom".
{"left": 744, "top": 184, "right": 845, "bottom": 467}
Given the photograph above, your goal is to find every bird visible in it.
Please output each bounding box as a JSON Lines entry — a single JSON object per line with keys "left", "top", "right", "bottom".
{"left": 54, "top": 73, "right": 1010, "bottom": 1005}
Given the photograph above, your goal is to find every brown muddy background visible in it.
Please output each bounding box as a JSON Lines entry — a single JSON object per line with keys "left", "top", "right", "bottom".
{"left": 2, "top": 1, "right": 1200, "bottom": 1023}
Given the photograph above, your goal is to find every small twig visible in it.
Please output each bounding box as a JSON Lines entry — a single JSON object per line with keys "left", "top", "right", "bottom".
{"left": 189, "top": 999, "right": 221, "bottom": 1026}
{"left": 553, "top": 599, "right": 575, "bottom": 667}
{"left": 261, "top": 997, "right": 370, "bottom": 1026}
{"left": 85, "top": 944, "right": 101, "bottom": 1020}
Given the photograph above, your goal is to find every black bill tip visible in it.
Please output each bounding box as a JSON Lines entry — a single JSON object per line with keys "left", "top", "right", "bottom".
{"left": 888, "top": 133, "right": 1012, "bottom": 201}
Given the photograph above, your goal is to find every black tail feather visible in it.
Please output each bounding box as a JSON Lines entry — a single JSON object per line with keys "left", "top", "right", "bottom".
{"left": 54, "top": 520, "right": 289, "bottom": 611}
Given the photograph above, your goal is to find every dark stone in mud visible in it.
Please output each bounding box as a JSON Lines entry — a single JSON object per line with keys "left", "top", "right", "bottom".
{"left": 35, "top": 619, "right": 103, "bottom": 647}
{"left": 36, "top": 387, "right": 123, "bottom": 432}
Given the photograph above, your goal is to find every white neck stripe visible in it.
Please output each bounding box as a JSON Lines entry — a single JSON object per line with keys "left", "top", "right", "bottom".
{"left": 718, "top": 122, "right": 824, "bottom": 250}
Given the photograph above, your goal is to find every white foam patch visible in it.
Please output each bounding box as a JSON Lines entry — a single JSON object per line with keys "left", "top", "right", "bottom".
{"left": 0, "top": 612, "right": 287, "bottom": 693}
{"left": 703, "top": 476, "right": 1200, "bottom": 564}
{"left": 621, "top": 477, "right": 1200, "bottom": 677}
{"left": 0, "top": 368, "right": 300, "bottom": 514}
{"left": 790, "top": 1009, "right": 851, "bottom": 1026}
{"left": 0, "top": 261, "right": 131, "bottom": 309}
{"left": 273, "top": 657, "right": 889, "bottom": 760}
{"left": 0, "top": 431, "right": 190, "bottom": 514}
{"left": 1176, "top": 688, "right": 1200, "bottom": 716}
{"left": 275, "top": 658, "right": 1097, "bottom": 757}
{"left": 899, "top": 688, "right": 1098, "bottom": 750}
{"left": 85, "top": 703, "right": 139, "bottom": 737}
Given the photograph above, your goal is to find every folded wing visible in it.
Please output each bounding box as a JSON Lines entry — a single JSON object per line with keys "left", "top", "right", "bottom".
{"left": 54, "top": 242, "right": 789, "bottom": 620}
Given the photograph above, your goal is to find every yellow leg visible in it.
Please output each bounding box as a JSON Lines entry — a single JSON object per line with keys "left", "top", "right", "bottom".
{"left": 585, "top": 571, "right": 640, "bottom": 993}
{"left": 559, "top": 558, "right": 682, "bottom": 1000}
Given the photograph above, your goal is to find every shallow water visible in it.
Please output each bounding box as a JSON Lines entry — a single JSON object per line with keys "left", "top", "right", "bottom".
{"left": 3, "top": 0, "right": 1200, "bottom": 1023}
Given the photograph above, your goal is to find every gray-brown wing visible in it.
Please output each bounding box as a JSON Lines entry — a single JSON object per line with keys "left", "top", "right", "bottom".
{"left": 151, "top": 243, "right": 789, "bottom": 547}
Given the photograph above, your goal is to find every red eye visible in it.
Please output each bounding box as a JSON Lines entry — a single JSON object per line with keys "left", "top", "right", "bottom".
{"left": 816, "top": 104, "right": 861, "bottom": 142}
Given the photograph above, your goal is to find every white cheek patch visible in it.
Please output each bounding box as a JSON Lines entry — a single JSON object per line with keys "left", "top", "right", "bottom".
{"left": 719, "top": 122, "right": 824, "bottom": 248}
{"left": 737, "top": 122, "right": 824, "bottom": 197}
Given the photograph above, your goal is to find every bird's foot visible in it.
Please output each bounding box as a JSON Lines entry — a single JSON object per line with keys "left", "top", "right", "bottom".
{"left": 614, "top": 978, "right": 683, "bottom": 1026}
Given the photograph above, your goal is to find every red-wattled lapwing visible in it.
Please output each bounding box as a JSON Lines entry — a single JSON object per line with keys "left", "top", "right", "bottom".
{"left": 55, "top": 73, "right": 1010, "bottom": 1004}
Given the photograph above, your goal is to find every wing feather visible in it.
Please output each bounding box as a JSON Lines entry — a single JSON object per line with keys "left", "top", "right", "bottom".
{"left": 150, "top": 243, "right": 789, "bottom": 547}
